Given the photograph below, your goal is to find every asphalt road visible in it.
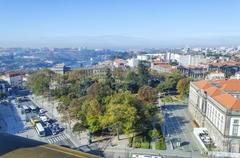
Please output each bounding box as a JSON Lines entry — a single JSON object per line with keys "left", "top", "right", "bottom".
{"left": 1, "top": 95, "right": 75, "bottom": 149}
{"left": 161, "top": 103, "right": 200, "bottom": 153}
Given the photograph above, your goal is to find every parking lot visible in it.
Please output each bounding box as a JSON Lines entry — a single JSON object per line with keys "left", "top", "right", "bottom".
{"left": 161, "top": 103, "right": 200, "bottom": 153}
{"left": 0, "top": 95, "right": 75, "bottom": 148}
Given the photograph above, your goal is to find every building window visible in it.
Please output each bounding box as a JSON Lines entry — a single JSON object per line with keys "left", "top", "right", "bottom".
{"left": 232, "top": 120, "right": 239, "bottom": 136}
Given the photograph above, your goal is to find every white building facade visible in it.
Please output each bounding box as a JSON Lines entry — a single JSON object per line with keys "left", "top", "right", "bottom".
{"left": 167, "top": 53, "right": 206, "bottom": 67}
{"left": 189, "top": 79, "right": 240, "bottom": 153}
{"left": 0, "top": 73, "right": 23, "bottom": 87}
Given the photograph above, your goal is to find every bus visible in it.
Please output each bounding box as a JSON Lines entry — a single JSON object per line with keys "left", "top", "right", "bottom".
{"left": 35, "top": 123, "right": 46, "bottom": 137}
{"left": 22, "top": 105, "right": 31, "bottom": 113}
{"left": 29, "top": 105, "right": 38, "bottom": 113}
{"left": 30, "top": 116, "right": 40, "bottom": 126}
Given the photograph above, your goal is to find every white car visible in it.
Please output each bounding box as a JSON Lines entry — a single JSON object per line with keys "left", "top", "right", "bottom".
{"left": 40, "top": 115, "right": 48, "bottom": 122}
{"left": 39, "top": 108, "right": 47, "bottom": 114}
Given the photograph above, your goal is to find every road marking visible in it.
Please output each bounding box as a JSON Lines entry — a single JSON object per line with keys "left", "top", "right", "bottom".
{"left": 47, "top": 134, "right": 68, "bottom": 144}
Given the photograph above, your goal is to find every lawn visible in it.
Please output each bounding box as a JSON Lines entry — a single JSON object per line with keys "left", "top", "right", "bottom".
{"left": 128, "top": 132, "right": 151, "bottom": 149}
{"left": 128, "top": 125, "right": 166, "bottom": 150}
{"left": 161, "top": 95, "right": 183, "bottom": 103}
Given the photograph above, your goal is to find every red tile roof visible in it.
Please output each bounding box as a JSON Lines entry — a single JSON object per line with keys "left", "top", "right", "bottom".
{"left": 214, "top": 93, "right": 240, "bottom": 110}
{"left": 194, "top": 80, "right": 212, "bottom": 90}
{"left": 153, "top": 63, "right": 173, "bottom": 69}
{"left": 220, "top": 79, "right": 240, "bottom": 92}
{"left": 194, "top": 79, "right": 240, "bottom": 110}
{"left": 204, "top": 87, "right": 222, "bottom": 97}
{"left": 209, "top": 61, "right": 240, "bottom": 67}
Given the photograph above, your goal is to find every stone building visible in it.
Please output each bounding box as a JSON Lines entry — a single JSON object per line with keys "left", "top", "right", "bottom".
{"left": 189, "top": 79, "right": 240, "bottom": 153}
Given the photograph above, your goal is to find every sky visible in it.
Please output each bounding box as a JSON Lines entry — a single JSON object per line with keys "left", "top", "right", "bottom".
{"left": 0, "top": 0, "right": 240, "bottom": 48}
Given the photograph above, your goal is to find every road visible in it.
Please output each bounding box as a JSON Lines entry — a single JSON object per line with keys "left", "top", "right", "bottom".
{"left": 24, "top": 96, "right": 76, "bottom": 148}
{"left": 158, "top": 97, "right": 201, "bottom": 153}
{"left": 162, "top": 103, "right": 200, "bottom": 152}
{"left": 0, "top": 95, "right": 75, "bottom": 148}
{"left": 29, "top": 95, "right": 90, "bottom": 147}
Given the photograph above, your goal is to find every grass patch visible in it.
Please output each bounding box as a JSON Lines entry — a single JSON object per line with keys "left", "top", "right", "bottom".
{"left": 161, "top": 96, "right": 173, "bottom": 103}
{"left": 162, "top": 95, "right": 182, "bottom": 103}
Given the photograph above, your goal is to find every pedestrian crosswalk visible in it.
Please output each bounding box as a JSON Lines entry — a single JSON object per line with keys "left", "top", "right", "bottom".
{"left": 47, "top": 134, "right": 68, "bottom": 144}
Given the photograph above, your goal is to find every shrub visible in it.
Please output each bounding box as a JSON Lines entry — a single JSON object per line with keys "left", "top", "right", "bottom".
{"left": 156, "top": 137, "right": 166, "bottom": 150}
{"left": 150, "top": 128, "right": 160, "bottom": 139}
{"left": 131, "top": 134, "right": 151, "bottom": 149}
{"left": 132, "top": 136, "right": 142, "bottom": 148}
{"left": 141, "top": 140, "right": 151, "bottom": 149}
{"left": 128, "top": 137, "right": 133, "bottom": 147}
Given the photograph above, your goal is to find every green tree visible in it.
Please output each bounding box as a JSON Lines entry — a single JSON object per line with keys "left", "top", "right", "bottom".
{"left": 138, "top": 85, "right": 157, "bottom": 103}
{"left": 104, "top": 68, "right": 116, "bottom": 91}
{"left": 71, "top": 97, "right": 103, "bottom": 133}
{"left": 84, "top": 99, "right": 103, "bottom": 132}
{"left": 102, "top": 92, "right": 137, "bottom": 139}
{"left": 72, "top": 122, "right": 86, "bottom": 133}
{"left": 124, "top": 70, "right": 139, "bottom": 93}
{"left": 86, "top": 82, "right": 112, "bottom": 103}
{"left": 27, "top": 69, "right": 55, "bottom": 95}
{"left": 150, "top": 128, "right": 160, "bottom": 139}
{"left": 79, "top": 79, "right": 95, "bottom": 96}
{"left": 177, "top": 77, "right": 193, "bottom": 100}
{"left": 59, "top": 95, "right": 71, "bottom": 107}
{"left": 157, "top": 71, "right": 184, "bottom": 93}
{"left": 137, "top": 61, "right": 149, "bottom": 85}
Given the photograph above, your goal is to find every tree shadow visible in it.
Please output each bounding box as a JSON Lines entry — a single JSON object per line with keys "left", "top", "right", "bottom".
{"left": 164, "top": 114, "right": 190, "bottom": 135}
{"left": 162, "top": 104, "right": 187, "bottom": 111}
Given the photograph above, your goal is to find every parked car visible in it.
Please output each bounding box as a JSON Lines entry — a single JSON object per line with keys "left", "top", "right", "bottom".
{"left": 39, "top": 108, "right": 47, "bottom": 114}
{"left": 40, "top": 115, "right": 49, "bottom": 123}
{"left": 51, "top": 128, "right": 58, "bottom": 135}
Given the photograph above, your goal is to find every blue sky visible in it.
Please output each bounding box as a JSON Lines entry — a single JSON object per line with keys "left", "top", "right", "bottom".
{"left": 0, "top": 0, "right": 240, "bottom": 48}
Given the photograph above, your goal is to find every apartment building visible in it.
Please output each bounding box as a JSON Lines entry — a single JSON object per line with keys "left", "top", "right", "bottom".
{"left": 0, "top": 72, "right": 23, "bottom": 87}
{"left": 72, "top": 65, "right": 109, "bottom": 80}
{"left": 150, "top": 61, "right": 174, "bottom": 73}
{"left": 189, "top": 79, "right": 240, "bottom": 153}
{"left": 205, "top": 71, "right": 225, "bottom": 80}
{"left": 166, "top": 53, "right": 206, "bottom": 67}
{"left": 0, "top": 79, "right": 9, "bottom": 94}
{"left": 51, "top": 63, "right": 71, "bottom": 75}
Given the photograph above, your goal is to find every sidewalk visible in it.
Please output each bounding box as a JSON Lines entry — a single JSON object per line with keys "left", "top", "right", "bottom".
{"left": 104, "top": 147, "right": 207, "bottom": 158}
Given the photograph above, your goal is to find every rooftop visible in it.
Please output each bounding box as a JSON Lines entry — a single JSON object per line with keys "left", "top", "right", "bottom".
{"left": 194, "top": 79, "right": 240, "bottom": 110}
{"left": 209, "top": 61, "right": 240, "bottom": 67}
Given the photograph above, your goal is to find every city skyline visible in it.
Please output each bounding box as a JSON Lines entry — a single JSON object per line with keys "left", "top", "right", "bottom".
{"left": 0, "top": 0, "right": 240, "bottom": 48}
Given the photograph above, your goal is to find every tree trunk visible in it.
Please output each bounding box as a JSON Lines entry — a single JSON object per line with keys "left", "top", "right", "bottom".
{"left": 117, "top": 127, "right": 120, "bottom": 140}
